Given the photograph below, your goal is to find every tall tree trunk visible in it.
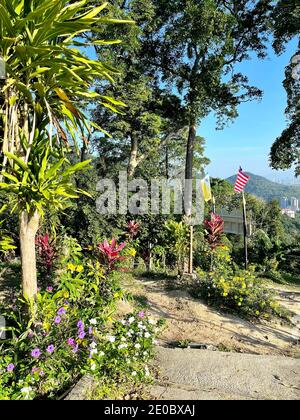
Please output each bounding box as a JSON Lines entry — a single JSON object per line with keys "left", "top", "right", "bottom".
{"left": 184, "top": 121, "right": 197, "bottom": 274}
{"left": 184, "top": 122, "right": 196, "bottom": 216}
{"left": 185, "top": 123, "right": 196, "bottom": 181}
{"left": 127, "top": 135, "right": 138, "bottom": 178}
{"left": 19, "top": 210, "right": 40, "bottom": 299}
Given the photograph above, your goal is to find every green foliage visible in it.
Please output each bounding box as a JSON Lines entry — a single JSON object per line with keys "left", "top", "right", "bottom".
{"left": 144, "top": 0, "right": 272, "bottom": 126}
{"left": 0, "top": 0, "right": 130, "bottom": 159}
{"left": 0, "top": 136, "right": 91, "bottom": 216}
{"left": 270, "top": 0, "right": 300, "bottom": 175}
{"left": 0, "top": 205, "right": 15, "bottom": 255}
{"left": 165, "top": 220, "right": 189, "bottom": 275}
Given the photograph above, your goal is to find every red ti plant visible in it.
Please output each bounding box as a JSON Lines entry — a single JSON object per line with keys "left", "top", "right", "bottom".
{"left": 127, "top": 220, "right": 139, "bottom": 240}
{"left": 98, "top": 238, "right": 126, "bottom": 270}
{"left": 36, "top": 234, "right": 57, "bottom": 274}
{"left": 204, "top": 213, "right": 224, "bottom": 251}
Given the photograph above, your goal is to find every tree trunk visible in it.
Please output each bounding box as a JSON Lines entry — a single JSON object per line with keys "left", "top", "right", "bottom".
{"left": 184, "top": 122, "right": 196, "bottom": 216}
{"left": 127, "top": 135, "right": 138, "bottom": 178}
{"left": 185, "top": 123, "right": 196, "bottom": 183}
{"left": 184, "top": 122, "right": 197, "bottom": 274}
{"left": 19, "top": 210, "right": 40, "bottom": 299}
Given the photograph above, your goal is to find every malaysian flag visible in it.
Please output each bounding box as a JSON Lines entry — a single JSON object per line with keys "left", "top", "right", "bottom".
{"left": 234, "top": 167, "right": 250, "bottom": 193}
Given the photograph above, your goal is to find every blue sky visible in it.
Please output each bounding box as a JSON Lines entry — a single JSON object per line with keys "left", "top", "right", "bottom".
{"left": 202, "top": 39, "right": 298, "bottom": 182}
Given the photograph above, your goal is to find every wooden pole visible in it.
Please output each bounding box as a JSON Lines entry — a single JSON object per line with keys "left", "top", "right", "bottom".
{"left": 212, "top": 194, "right": 216, "bottom": 214}
{"left": 189, "top": 224, "right": 193, "bottom": 274}
{"left": 242, "top": 191, "right": 248, "bottom": 270}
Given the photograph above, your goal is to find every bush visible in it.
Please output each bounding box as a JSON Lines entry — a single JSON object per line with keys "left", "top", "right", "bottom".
{"left": 0, "top": 237, "right": 162, "bottom": 400}
{"left": 193, "top": 265, "right": 289, "bottom": 321}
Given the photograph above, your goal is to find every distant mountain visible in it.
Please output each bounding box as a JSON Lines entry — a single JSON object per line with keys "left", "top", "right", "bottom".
{"left": 226, "top": 173, "right": 300, "bottom": 203}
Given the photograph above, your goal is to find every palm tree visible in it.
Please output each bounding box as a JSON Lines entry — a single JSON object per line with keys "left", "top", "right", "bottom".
{"left": 0, "top": 0, "right": 132, "bottom": 298}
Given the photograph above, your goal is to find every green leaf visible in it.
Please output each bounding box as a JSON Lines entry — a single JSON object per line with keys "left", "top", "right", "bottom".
{"left": 4, "top": 152, "right": 29, "bottom": 172}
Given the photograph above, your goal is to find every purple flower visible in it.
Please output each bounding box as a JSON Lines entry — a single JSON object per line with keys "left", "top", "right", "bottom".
{"left": 77, "top": 320, "right": 84, "bottom": 330}
{"left": 78, "top": 331, "right": 86, "bottom": 340}
{"left": 57, "top": 307, "right": 66, "bottom": 316}
{"left": 7, "top": 364, "right": 15, "bottom": 372}
{"left": 40, "top": 371, "right": 45, "bottom": 377}
{"left": 54, "top": 316, "right": 61, "bottom": 325}
{"left": 88, "top": 327, "right": 93, "bottom": 336}
{"left": 31, "top": 348, "right": 41, "bottom": 359}
{"left": 46, "top": 345, "right": 55, "bottom": 354}
{"left": 138, "top": 311, "right": 145, "bottom": 318}
{"left": 46, "top": 286, "right": 53, "bottom": 293}
{"left": 31, "top": 367, "right": 39, "bottom": 374}
{"left": 72, "top": 344, "right": 79, "bottom": 354}
{"left": 67, "top": 338, "right": 75, "bottom": 347}
{"left": 28, "top": 330, "right": 34, "bottom": 338}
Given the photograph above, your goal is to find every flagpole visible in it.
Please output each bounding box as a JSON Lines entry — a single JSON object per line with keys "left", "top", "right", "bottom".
{"left": 242, "top": 191, "right": 248, "bottom": 270}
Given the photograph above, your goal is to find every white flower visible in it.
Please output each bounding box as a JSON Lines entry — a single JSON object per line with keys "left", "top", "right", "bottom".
{"left": 118, "top": 344, "right": 127, "bottom": 349}
{"left": 91, "top": 363, "right": 96, "bottom": 371}
{"left": 89, "top": 319, "right": 97, "bottom": 325}
{"left": 143, "top": 351, "right": 148, "bottom": 356}
{"left": 107, "top": 336, "right": 116, "bottom": 343}
{"left": 120, "top": 320, "right": 126, "bottom": 325}
{"left": 148, "top": 319, "right": 155, "bottom": 325}
{"left": 90, "top": 349, "right": 98, "bottom": 356}
{"left": 135, "top": 343, "right": 141, "bottom": 349}
{"left": 121, "top": 337, "right": 127, "bottom": 342}
{"left": 90, "top": 342, "right": 97, "bottom": 349}
{"left": 21, "top": 387, "right": 32, "bottom": 394}
{"left": 129, "top": 329, "right": 134, "bottom": 334}
{"left": 128, "top": 317, "right": 135, "bottom": 324}
{"left": 21, "top": 387, "right": 33, "bottom": 399}
{"left": 132, "top": 371, "right": 137, "bottom": 376}
{"left": 144, "top": 332, "right": 151, "bottom": 338}
{"left": 145, "top": 370, "right": 150, "bottom": 377}
{"left": 99, "top": 351, "right": 105, "bottom": 357}
{"left": 126, "top": 332, "right": 132, "bottom": 337}
{"left": 153, "top": 339, "right": 158, "bottom": 345}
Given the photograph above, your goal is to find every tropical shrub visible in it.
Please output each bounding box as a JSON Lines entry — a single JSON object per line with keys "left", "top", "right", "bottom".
{"left": 193, "top": 266, "right": 289, "bottom": 321}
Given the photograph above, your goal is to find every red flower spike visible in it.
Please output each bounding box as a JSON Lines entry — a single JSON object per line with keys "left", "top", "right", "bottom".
{"left": 98, "top": 238, "right": 127, "bottom": 270}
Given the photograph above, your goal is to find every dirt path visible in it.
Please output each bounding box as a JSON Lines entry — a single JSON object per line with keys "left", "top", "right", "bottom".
{"left": 150, "top": 347, "right": 300, "bottom": 400}
{"left": 122, "top": 275, "right": 300, "bottom": 357}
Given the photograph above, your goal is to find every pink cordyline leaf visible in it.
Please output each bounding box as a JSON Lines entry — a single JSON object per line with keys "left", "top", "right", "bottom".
{"left": 98, "top": 238, "right": 127, "bottom": 270}
{"left": 127, "top": 220, "right": 139, "bottom": 238}
{"left": 204, "top": 213, "right": 224, "bottom": 251}
{"left": 36, "top": 233, "right": 56, "bottom": 271}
